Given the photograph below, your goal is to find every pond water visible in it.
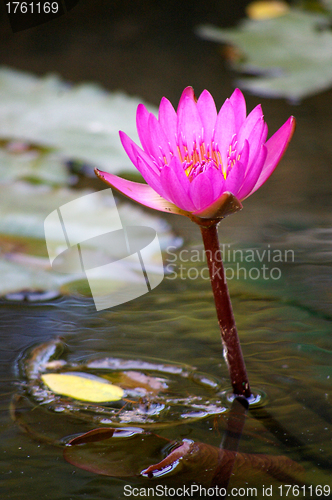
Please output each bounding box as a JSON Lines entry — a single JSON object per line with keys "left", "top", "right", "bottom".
{"left": 1, "top": 204, "right": 332, "bottom": 498}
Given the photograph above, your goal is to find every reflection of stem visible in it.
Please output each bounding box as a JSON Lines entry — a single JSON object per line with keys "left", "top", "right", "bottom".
{"left": 211, "top": 396, "right": 248, "bottom": 494}
{"left": 199, "top": 222, "right": 251, "bottom": 398}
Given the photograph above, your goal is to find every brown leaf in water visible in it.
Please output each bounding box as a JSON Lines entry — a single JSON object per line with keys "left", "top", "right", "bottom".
{"left": 64, "top": 428, "right": 168, "bottom": 477}
{"left": 110, "top": 370, "right": 167, "bottom": 396}
{"left": 64, "top": 429, "right": 304, "bottom": 486}
{"left": 69, "top": 428, "right": 117, "bottom": 445}
{"left": 141, "top": 440, "right": 305, "bottom": 485}
{"left": 68, "top": 426, "right": 145, "bottom": 446}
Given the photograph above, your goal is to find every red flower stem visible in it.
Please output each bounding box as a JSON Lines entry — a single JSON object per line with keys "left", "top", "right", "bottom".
{"left": 199, "top": 222, "right": 251, "bottom": 398}
{"left": 211, "top": 396, "right": 249, "bottom": 491}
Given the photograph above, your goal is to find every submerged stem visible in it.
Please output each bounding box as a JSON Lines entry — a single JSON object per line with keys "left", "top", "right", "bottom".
{"left": 199, "top": 222, "right": 251, "bottom": 398}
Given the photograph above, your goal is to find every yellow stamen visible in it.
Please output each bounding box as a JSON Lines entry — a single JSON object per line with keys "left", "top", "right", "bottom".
{"left": 177, "top": 146, "right": 184, "bottom": 163}
{"left": 200, "top": 142, "right": 206, "bottom": 160}
{"left": 185, "top": 165, "right": 193, "bottom": 177}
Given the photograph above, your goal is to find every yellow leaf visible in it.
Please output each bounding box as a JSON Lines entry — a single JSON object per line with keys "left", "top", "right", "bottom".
{"left": 41, "top": 372, "right": 124, "bottom": 402}
{"left": 246, "top": 1, "right": 289, "bottom": 20}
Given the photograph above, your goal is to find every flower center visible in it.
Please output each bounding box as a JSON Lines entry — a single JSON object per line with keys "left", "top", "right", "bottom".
{"left": 174, "top": 134, "right": 239, "bottom": 182}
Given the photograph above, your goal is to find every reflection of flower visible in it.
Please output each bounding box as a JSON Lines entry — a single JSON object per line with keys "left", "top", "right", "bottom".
{"left": 96, "top": 87, "right": 295, "bottom": 220}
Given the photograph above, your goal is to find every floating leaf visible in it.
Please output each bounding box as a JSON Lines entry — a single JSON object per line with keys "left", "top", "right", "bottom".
{"left": 41, "top": 372, "right": 124, "bottom": 402}
{"left": 0, "top": 143, "right": 70, "bottom": 185}
{"left": 64, "top": 428, "right": 167, "bottom": 477}
{"left": 0, "top": 182, "right": 174, "bottom": 298}
{"left": 0, "top": 66, "right": 157, "bottom": 174}
{"left": 19, "top": 339, "right": 225, "bottom": 428}
{"left": 246, "top": 1, "right": 289, "bottom": 20}
{"left": 64, "top": 431, "right": 305, "bottom": 486}
{"left": 322, "top": 0, "right": 332, "bottom": 13}
{"left": 68, "top": 427, "right": 144, "bottom": 446}
{"left": 197, "top": 8, "right": 332, "bottom": 101}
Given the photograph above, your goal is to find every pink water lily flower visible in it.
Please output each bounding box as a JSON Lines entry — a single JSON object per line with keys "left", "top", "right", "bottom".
{"left": 96, "top": 87, "right": 295, "bottom": 220}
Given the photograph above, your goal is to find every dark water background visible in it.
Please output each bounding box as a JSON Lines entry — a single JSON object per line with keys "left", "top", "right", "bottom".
{"left": 0, "top": 1, "right": 332, "bottom": 498}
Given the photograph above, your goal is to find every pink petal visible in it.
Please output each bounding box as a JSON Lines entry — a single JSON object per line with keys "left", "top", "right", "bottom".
{"left": 237, "top": 104, "right": 264, "bottom": 150}
{"left": 237, "top": 145, "right": 267, "bottom": 200}
{"left": 239, "top": 139, "right": 250, "bottom": 171}
{"left": 147, "top": 113, "right": 172, "bottom": 165}
{"left": 224, "top": 160, "right": 245, "bottom": 196}
{"left": 178, "top": 87, "right": 196, "bottom": 110}
{"left": 229, "top": 88, "right": 247, "bottom": 131}
{"left": 136, "top": 108, "right": 172, "bottom": 167}
{"left": 262, "top": 122, "right": 268, "bottom": 144}
{"left": 119, "top": 131, "right": 143, "bottom": 168}
{"left": 177, "top": 95, "right": 203, "bottom": 155}
{"left": 95, "top": 169, "right": 189, "bottom": 216}
{"left": 208, "top": 166, "right": 226, "bottom": 199}
{"left": 250, "top": 116, "right": 296, "bottom": 196}
{"left": 121, "top": 132, "right": 161, "bottom": 179}
{"left": 158, "top": 97, "right": 178, "bottom": 155}
{"left": 189, "top": 171, "right": 215, "bottom": 212}
{"left": 213, "top": 99, "right": 236, "bottom": 170}
{"left": 196, "top": 90, "right": 217, "bottom": 149}
{"left": 245, "top": 116, "right": 266, "bottom": 172}
{"left": 120, "top": 132, "right": 162, "bottom": 184}
{"left": 136, "top": 156, "right": 165, "bottom": 195}
{"left": 160, "top": 158, "right": 195, "bottom": 212}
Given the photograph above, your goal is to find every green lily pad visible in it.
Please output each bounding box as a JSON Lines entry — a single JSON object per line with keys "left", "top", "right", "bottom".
{"left": 0, "top": 182, "right": 173, "bottom": 299}
{"left": 0, "top": 67, "right": 156, "bottom": 174}
{"left": 0, "top": 143, "right": 70, "bottom": 185}
{"left": 322, "top": 0, "right": 332, "bottom": 12}
{"left": 197, "top": 8, "right": 332, "bottom": 101}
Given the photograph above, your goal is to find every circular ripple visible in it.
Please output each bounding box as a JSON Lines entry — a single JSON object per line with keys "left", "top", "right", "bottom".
{"left": 18, "top": 338, "right": 227, "bottom": 428}
{"left": 220, "top": 388, "right": 268, "bottom": 409}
